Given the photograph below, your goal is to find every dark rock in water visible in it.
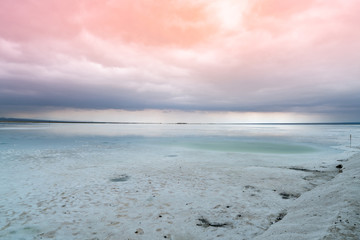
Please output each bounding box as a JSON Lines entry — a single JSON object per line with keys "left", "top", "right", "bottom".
{"left": 110, "top": 174, "right": 130, "bottom": 182}
{"left": 166, "top": 154, "right": 178, "bottom": 158}
{"left": 336, "top": 164, "right": 343, "bottom": 169}
{"left": 197, "top": 217, "right": 230, "bottom": 228}
{"left": 275, "top": 211, "right": 287, "bottom": 222}
{"left": 135, "top": 228, "right": 144, "bottom": 235}
{"left": 279, "top": 192, "right": 300, "bottom": 199}
{"left": 280, "top": 192, "right": 290, "bottom": 199}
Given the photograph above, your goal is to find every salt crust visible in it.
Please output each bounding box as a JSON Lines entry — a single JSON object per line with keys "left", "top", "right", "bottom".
{"left": 1, "top": 151, "right": 359, "bottom": 239}
{"left": 255, "top": 152, "right": 360, "bottom": 240}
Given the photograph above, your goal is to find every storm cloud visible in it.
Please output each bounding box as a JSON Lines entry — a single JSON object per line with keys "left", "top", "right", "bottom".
{"left": 1, "top": 0, "right": 360, "bottom": 121}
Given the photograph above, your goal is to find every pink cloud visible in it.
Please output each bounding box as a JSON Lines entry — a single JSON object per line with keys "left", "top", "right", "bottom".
{"left": 0, "top": 0, "right": 81, "bottom": 41}
{"left": 0, "top": 0, "right": 359, "bottom": 120}
{"left": 81, "top": 0, "right": 217, "bottom": 47}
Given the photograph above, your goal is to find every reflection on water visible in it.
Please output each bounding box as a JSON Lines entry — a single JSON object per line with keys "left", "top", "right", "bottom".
{"left": 0, "top": 123, "right": 358, "bottom": 154}
{"left": 0, "top": 123, "right": 325, "bottom": 137}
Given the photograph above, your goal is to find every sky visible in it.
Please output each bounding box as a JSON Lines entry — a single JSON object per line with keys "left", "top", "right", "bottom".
{"left": 1, "top": 0, "right": 360, "bottom": 123}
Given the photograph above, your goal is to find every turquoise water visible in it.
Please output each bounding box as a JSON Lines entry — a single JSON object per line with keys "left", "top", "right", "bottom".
{"left": 168, "top": 139, "right": 317, "bottom": 154}
{"left": 0, "top": 123, "right": 349, "bottom": 154}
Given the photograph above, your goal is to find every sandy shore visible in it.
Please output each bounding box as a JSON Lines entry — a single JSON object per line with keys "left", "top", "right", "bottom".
{"left": 255, "top": 152, "right": 360, "bottom": 240}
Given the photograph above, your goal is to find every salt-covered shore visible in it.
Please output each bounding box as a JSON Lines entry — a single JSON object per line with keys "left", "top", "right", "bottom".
{"left": 1, "top": 150, "right": 359, "bottom": 240}
{"left": 1, "top": 124, "right": 359, "bottom": 240}
{"left": 255, "top": 152, "right": 360, "bottom": 240}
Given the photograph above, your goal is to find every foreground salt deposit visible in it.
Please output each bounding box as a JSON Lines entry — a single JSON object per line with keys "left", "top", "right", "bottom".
{"left": 255, "top": 153, "right": 360, "bottom": 240}
{"left": 0, "top": 123, "right": 359, "bottom": 239}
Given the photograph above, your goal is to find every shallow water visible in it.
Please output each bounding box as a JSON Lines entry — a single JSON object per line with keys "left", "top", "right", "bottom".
{"left": 0, "top": 123, "right": 359, "bottom": 239}
{"left": 161, "top": 138, "right": 317, "bottom": 154}
{"left": 0, "top": 123, "right": 351, "bottom": 152}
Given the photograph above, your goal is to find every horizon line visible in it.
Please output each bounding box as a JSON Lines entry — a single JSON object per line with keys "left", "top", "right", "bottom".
{"left": 1, "top": 117, "right": 360, "bottom": 125}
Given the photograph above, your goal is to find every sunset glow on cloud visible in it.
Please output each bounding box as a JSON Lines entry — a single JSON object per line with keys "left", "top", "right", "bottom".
{"left": 1, "top": 0, "right": 360, "bottom": 122}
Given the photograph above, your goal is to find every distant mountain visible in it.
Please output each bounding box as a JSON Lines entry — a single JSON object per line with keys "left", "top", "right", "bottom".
{"left": 0, "top": 117, "right": 88, "bottom": 123}
{"left": 0, "top": 117, "right": 155, "bottom": 124}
